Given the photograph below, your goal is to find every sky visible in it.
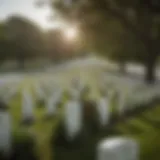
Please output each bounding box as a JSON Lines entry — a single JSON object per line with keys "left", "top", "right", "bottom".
{"left": 0, "top": 0, "right": 60, "bottom": 29}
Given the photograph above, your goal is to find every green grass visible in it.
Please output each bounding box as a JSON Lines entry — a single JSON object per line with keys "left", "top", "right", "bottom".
{"left": 7, "top": 67, "right": 103, "bottom": 160}
{"left": 6, "top": 67, "right": 160, "bottom": 160}
{"left": 54, "top": 105, "right": 160, "bottom": 160}
{"left": 9, "top": 80, "right": 60, "bottom": 160}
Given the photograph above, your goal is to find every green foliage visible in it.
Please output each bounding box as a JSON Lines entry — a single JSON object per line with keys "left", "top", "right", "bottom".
{"left": 6, "top": 15, "right": 46, "bottom": 58}
{"left": 51, "top": 0, "right": 160, "bottom": 83}
{"left": 0, "top": 23, "right": 10, "bottom": 64}
{"left": 0, "top": 15, "right": 46, "bottom": 69}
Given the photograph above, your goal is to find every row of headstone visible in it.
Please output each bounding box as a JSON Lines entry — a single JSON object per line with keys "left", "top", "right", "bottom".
{"left": 62, "top": 79, "right": 86, "bottom": 141}
{"left": 21, "top": 85, "right": 63, "bottom": 123}
{"left": 104, "top": 75, "right": 160, "bottom": 104}
{"left": 62, "top": 79, "right": 160, "bottom": 142}
{"left": 32, "top": 76, "right": 160, "bottom": 118}
{"left": 62, "top": 85, "right": 104, "bottom": 140}
{"left": 55, "top": 78, "right": 140, "bottom": 160}
{"left": 126, "top": 86, "right": 160, "bottom": 110}
{"left": 0, "top": 76, "right": 143, "bottom": 159}
{"left": 20, "top": 77, "right": 160, "bottom": 144}
{"left": 104, "top": 82, "right": 160, "bottom": 115}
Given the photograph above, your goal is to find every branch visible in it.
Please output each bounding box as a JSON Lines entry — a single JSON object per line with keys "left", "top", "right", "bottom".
{"left": 95, "top": 0, "right": 151, "bottom": 47}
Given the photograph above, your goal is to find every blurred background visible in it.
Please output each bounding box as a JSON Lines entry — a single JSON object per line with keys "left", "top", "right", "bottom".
{"left": 0, "top": 1, "right": 160, "bottom": 160}
{"left": 0, "top": 0, "right": 159, "bottom": 84}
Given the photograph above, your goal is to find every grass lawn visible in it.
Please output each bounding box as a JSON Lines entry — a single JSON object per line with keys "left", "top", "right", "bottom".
{"left": 6, "top": 66, "right": 160, "bottom": 160}
{"left": 54, "top": 104, "right": 160, "bottom": 160}
{"left": 9, "top": 77, "right": 64, "bottom": 160}
{"left": 115, "top": 106, "right": 160, "bottom": 160}
{"left": 7, "top": 67, "right": 102, "bottom": 160}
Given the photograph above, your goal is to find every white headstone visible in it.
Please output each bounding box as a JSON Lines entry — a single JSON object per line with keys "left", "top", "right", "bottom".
{"left": 64, "top": 99, "right": 82, "bottom": 141}
{"left": 50, "top": 87, "right": 63, "bottom": 106}
{"left": 0, "top": 112, "right": 11, "bottom": 153}
{"left": 34, "top": 84, "right": 46, "bottom": 101}
{"left": 2, "top": 86, "right": 18, "bottom": 104}
{"left": 55, "top": 88, "right": 62, "bottom": 100}
{"left": 97, "top": 97, "right": 110, "bottom": 126}
{"left": 46, "top": 95, "right": 57, "bottom": 116}
{"left": 69, "top": 88, "right": 80, "bottom": 100}
{"left": 97, "top": 137, "right": 139, "bottom": 160}
{"left": 22, "top": 90, "right": 34, "bottom": 121}
{"left": 118, "top": 93, "right": 127, "bottom": 114}
{"left": 77, "top": 80, "right": 85, "bottom": 93}
{"left": 71, "top": 78, "right": 84, "bottom": 93}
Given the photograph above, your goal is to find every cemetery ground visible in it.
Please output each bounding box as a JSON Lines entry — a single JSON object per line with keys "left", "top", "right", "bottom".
{"left": 8, "top": 67, "right": 102, "bottom": 160}
{"left": 1, "top": 65, "right": 160, "bottom": 160}
{"left": 54, "top": 103, "right": 160, "bottom": 160}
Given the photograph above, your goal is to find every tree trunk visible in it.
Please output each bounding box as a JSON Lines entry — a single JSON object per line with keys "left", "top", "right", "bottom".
{"left": 145, "top": 54, "right": 157, "bottom": 84}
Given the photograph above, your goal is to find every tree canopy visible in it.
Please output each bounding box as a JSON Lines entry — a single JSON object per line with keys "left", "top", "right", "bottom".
{"left": 0, "top": 14, "right": 83, "bottom": 68}
{"left": 6, "top": 15, "right": 46, "bottom": 60}
{"left": 0, "top": 15, "right": 47, "bottom": 69}
{"left": 39, "top": 0, "right": 160, "bottom": 83}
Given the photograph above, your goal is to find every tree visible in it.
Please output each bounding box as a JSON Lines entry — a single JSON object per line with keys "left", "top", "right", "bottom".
{"left": 0, "top": 22, "right": 12, "bottom": 65}
{"left": 38, "top": 0, "right": 160, "bottom": 84}
{"left": 5, "top": 15, "right": 46, "bottom": 69}
{"left": 0, "top": 23, "right": 6, "bottom": 64}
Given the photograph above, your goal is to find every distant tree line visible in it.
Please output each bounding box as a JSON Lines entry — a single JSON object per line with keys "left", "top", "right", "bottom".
{"left": 0, "top": 15, "right": 83, "bottom": 69}
{"left": 1, "top": 0, "right": 160, "bottom": 84}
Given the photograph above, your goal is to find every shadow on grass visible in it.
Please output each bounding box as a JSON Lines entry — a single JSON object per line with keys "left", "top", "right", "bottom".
{"left": 52, "top": 98, "right": 160, "bottom": 160}
{"left": 139, "top": 115, "right": 160, "bottom": 129}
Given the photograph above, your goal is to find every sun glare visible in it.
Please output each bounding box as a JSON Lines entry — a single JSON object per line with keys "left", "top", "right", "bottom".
{"left": 64, "top": 27, "right": 78, "bottom": 40}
